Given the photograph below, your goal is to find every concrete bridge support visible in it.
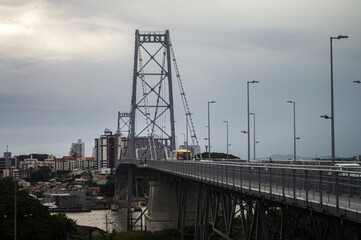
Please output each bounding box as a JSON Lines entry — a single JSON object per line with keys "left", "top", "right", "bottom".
{"left": 114, "top": 188, "right": 128, "bottom": 208}
{"left": 114, "top": 164, "right": 132, "bottom": 208}
{"left": 145, "top": 181, "right": 178, "bottom": 231}
{"left": 145, "top": 179, "right": 198, "bottom": 232}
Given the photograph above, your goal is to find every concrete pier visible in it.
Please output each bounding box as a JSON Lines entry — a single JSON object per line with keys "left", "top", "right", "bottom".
{"left": 113, "top": 166, "right": 130, "bottom": 209}
{"left": 145, "top": 180, "right": 198, "bottom": 231}
{"left": 145, "top": 181, "right": 178, "bottom": 231}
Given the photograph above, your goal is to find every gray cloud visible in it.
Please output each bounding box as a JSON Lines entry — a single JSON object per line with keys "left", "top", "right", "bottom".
{"left": 0, "top": 0, "right": 360, "bottom": 158}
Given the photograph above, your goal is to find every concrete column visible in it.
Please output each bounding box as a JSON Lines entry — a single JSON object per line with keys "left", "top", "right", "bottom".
{"left": 145, "top": 181, "right": 178, "bottom": 231}
{"left": 145, "top": 180, "right": 199, "bottom": 231}
{"left": 113, "top": 170, "right": 129, "bottom": 208}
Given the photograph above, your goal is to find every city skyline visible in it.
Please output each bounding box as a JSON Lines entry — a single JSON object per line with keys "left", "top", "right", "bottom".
{"left": 1, "top": 0, "right": 360, "bottom": 159}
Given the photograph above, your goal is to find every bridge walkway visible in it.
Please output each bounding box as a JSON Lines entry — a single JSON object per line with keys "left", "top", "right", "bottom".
{"left": 121, "top": 159, "right": 361, "bottom": 224}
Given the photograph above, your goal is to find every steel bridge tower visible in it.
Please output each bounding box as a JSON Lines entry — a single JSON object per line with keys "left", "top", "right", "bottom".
{"left": 127, "top": 30, "right": 176, "bottom": 160}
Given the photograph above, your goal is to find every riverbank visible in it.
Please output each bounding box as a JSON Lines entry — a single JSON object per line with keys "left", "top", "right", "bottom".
{"left": 72, "top": 228, "right": 182, "bottom": 240}
{"left": 49, "top": 206, "right": 111, "bottom": 213}
{"left": 50, "top": 208, "right": 91, "bottom": 213}
{"left": 65, "top": 209, "right": 127, "bottom": 232}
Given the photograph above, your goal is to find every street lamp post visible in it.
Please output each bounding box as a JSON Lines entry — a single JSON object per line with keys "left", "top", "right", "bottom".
{"left": 320, "top": 35, "right": 348, "bottom": 213}
{"left": 241, "top": 130, "right": 248, "bottom": 160}
{"left": 249, "top": 113, "right": 256, "bottom": 160}
{"left": 287, "top": 101, "right": 297, "bottom": 161}
{"left": 208, "top": 101, "right": 216, "bottom": 160}
{"left": 13, "top": 169, "right": 18, "bottom": 240}
{"left": 186, "top": 114, "right": 188, "bottom": 160}
{"left": 14, "top": 176, "right": 16, "bottom": 240}
{"left": 247, "top": 81, "right": 259, "bottom": 162}
{"left": 321, "top": 35, "right": 348, "bottom": 165}
{"left": 223, "top": 121, "right": 229, "bottom": 159}
{"left": 255, "top": 141, "right": 259, "bottom": 160}
{"left": 330, "top": 35, "right": 349, "bottom": 165}
{"left": 185, "top": 113, "right": 192, "bottom": 160}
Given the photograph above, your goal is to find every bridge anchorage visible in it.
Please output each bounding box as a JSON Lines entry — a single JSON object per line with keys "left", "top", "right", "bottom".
{"left": 114, "top": 30, "right": 361, "bottom": 239}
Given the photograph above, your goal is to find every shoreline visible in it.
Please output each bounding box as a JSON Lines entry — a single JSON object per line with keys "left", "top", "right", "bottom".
{"left": 49, "top": 207, "right": 111, "bottom": 213}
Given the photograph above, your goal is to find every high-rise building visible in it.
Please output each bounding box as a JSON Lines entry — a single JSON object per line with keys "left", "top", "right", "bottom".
{"left": 0, "top": 147, "right": 16, "bottom": 179}
{"left": 69, "top": 139, "right": 85, "bottom": 157}
{"left": 93, "top": 129, "right": 118, "bottom": 169}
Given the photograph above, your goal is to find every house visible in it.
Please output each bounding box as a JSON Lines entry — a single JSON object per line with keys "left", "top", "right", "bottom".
{"left": 43, "top": 190, "right": 86, "bottom": 209}
{"left": 87, "top": 186, "right": 101, "bottom": 196}
{"left": 93, "top": 175, "right": 107, "bottom": 185}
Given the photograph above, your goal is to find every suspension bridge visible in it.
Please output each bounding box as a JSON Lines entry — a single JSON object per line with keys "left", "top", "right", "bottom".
{"left": 113, "top": 30, "right": 361, "bottom": 240}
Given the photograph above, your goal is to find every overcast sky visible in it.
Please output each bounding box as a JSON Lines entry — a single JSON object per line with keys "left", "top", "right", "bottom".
{"left": 1, "top": 0, "right": 360, "bottom": 159}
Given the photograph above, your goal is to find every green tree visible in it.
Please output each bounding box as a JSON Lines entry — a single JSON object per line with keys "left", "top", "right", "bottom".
{"left": 0, "top": 179, "right": 76, "bottom": 240}
{"left": 200, "top": 152, "right": 239, "bottom": 159}
{"left": 86, "top": 179, "right": 99, "bottom": 187}
{"left": 100, "top": 175, "right": 115, "bottom": 197}
{"left": 29, "top": 166, "right": 52, "bottom": 182}
{"left": 56, "top": 170, "right": 71, "bottom": 175}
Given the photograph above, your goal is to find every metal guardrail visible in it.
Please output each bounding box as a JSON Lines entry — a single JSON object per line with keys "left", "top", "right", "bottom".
{"left": 121, "top": 159, "right": 361, "bottom": 223}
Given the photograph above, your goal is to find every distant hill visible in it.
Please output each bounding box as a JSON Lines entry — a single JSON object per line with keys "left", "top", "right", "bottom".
{"left": 265, "top": 154, "right": 311, "bottom": 160}
{"left": 16, "top": 153, "right": 50, "bottom": 161}
{"left": 266, "top": 154, "right": 322, "bottom": 160}
{"left": 265, "top": 154, "right": 354, "bottom": 161}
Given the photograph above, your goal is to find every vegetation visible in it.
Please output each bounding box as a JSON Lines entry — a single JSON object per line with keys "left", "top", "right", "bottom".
{"left": 100, "top": 175, "right": 115, "bottom": 197}
{"left": 16, "top": 154, "right": 50, "bottom": 162}
{"left": 0, "top": 177, "right": 76, "bottom": 240}
{"left": 200, "top": 152, "right": 239, "bottom": 159}
{"left": 86, "top": 179, "right": 99, "bottom": 187}
{"left": 56, "top": 170, "right": 71, "bottom": 175}
{"left": 29, "top": 166, "right": 52, "bottom": 182}
{"left": 55, "top": 170, "right": 72, "bottom": 182}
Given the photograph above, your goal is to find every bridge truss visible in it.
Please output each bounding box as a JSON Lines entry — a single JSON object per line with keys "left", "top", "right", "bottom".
{"left": 124, "top": 30, "right": 199, "bottom": 161}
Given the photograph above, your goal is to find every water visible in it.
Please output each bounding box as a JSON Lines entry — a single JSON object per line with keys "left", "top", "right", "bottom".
{"left": 65, "top": 209, "right": 127, "bottom": 232}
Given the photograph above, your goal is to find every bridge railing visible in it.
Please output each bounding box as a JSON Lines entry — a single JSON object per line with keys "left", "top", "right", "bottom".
{"left": 122, "top": 158, "right": 361, "bottom": 222}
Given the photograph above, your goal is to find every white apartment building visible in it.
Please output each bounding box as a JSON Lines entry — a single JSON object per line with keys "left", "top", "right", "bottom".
{"left": 55, "top": 156, "right": 94, "bottom": 171}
